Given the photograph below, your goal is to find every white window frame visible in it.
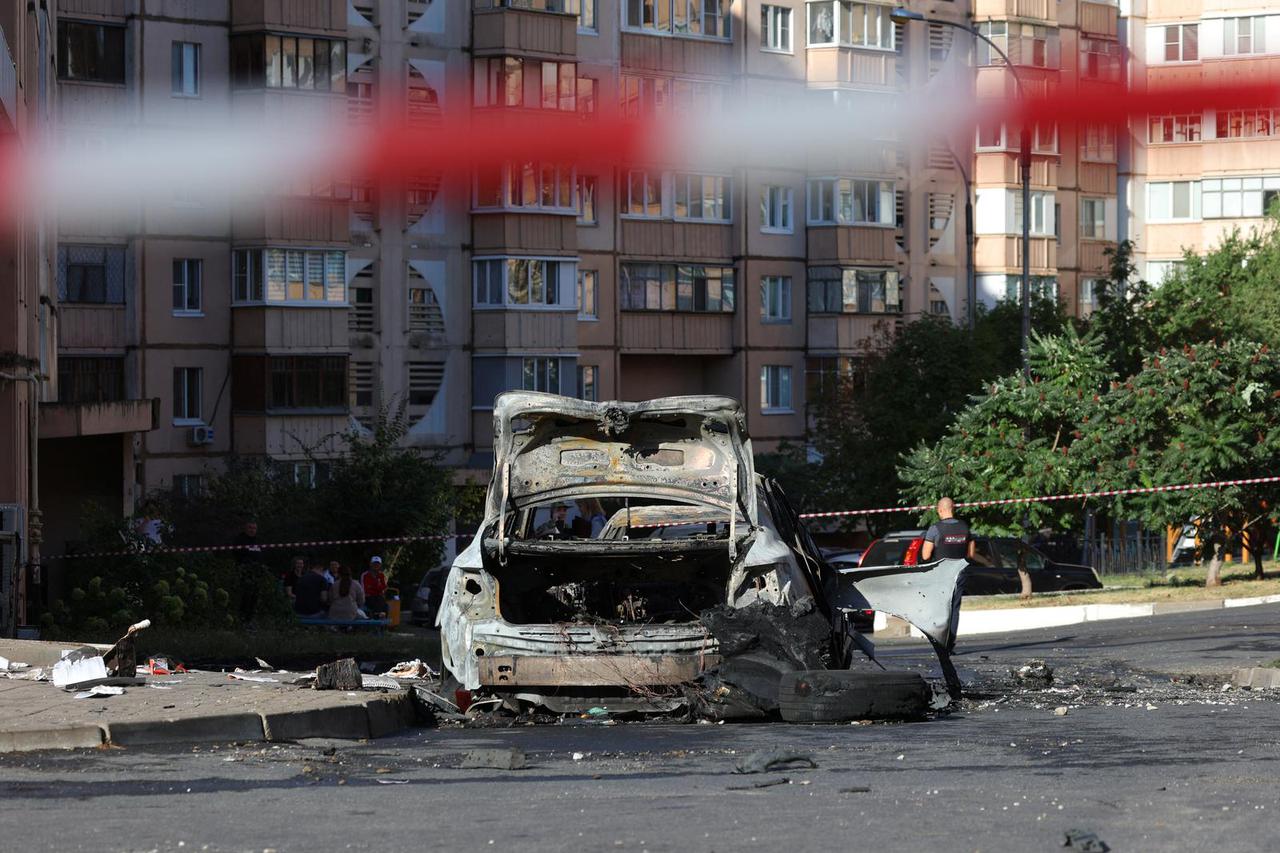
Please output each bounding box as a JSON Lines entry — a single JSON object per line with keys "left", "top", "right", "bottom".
{"left": 173, "top": 367, "right": 203, "bottom": 425}
{"left": 473, "top": 161, "right": 578, "bottom": 213}
{"left": 1080, "top": 124, "right": 1117, "bottom": 162}
{"left": 762, "top": 5, "right": 793, "bottom": 53}
{"left": 1202, "top": 177, "right": 1278, "bottom": 220}
{"left": 805, "top": 1, "right": 894, "bottom": 51}
{"left": 624, "top": 169, "right": 665, "bottom": 219}
{"left": 1032, "top": 123, "right": 1058, "bottom": 154}
{"left": 761, "top": 185, "right": 794, "bottom": 233}
{"left": 472, "top": 256, "right": 579, "bottom": 310}
{"left": 577, "top": 269, "right": 598, "bottom": 319}
{"left": 621, "top": 0, "right": 734, "bottom": 42}
{"left": 761, "top": 365, "right": 794, "bottom": 413}
{"left": 1011, "top": 191, "right": 1055, "bottom": 236}
{"left": 172, "top": 258, "right": 203, "bottom": 315}
{"left": 522, "top": 357, "right": 561, "bottom": 394}
{"left": 577, "top": 364, "right": 598, "bottom": 401}
{"left": 1079, "top": 198, "right": 1106, "bottom": 239}
{"left": 807, "top": 177, "right": 894, "bottom": 226}
{"left": 1161, "top": 23, "right": 1199, "bottom": 63}
{"left": 1147, "top": 180, "right": 1201, "bottom": 223}
{"left": 578, "top": 0, "right": 597, "bottom": 32}
{"left": 576, "top": 174, "right": 598, "bottom": 224}
{"left": 1149, "top": 114, "right": 1202, "bottom": 144}
{"left": 1223, "top": 16, "right": 1266, "bottom": 57}
{"left": 673, "top": 172, "right": 731, "bottom": 222}
{"left": 761, "top": 275, "right": 792, "bottom": 323}
{"left": 231, "top": 248, "right": 347, "bottom": 307}
{"left": 172, "top": 41, "right": 200, "bottom": 97}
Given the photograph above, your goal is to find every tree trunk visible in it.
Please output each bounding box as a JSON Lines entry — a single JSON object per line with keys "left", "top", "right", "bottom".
{"left": 1018, "top": 552, "right": 1033, "bottom": 600}
{"left": 1245, "top": 526, "right": 1268, "bottom": 580}
{"left": 1205, "top": 539, "right": 1225, "bottom": 588}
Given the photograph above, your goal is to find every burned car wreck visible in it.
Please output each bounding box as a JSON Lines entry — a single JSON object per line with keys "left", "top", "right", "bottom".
{"left": 438, "top": 392, "right": 966, "bottom": 718}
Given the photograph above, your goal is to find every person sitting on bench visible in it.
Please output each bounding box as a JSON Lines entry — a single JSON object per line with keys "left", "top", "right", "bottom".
{"left": 293, "top": 561, "right": 329, "bottom": 618}
{"left": 328, "top": 565, "right": 367, "bottom": 621}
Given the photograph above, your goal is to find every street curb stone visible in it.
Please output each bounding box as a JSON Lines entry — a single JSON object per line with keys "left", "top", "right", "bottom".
{"left": 263, "top": 704, "right": 370, "bottom": 742}
{"left": 1233, "top": 667, "right": 1280, "bottom": 689}
{"left": 366, "top": 693, "right": 416, "bottom": 738}
{"left": 0, "top": 725, "right": 106, "bottom": 753}
{"left": 107, "top": 713, "right": 266, "bottom": 747}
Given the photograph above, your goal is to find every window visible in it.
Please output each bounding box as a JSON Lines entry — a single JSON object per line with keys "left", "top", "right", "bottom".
{"left": 232, "top": 356, "right": 346, "bottom": 411}
{"left": 474, "top": 0, "right": 582, "bottom": 10}
{"left": 173, "top": 474, "right": 204, "bottom": 498}
{"left": 577, "top": 365, "right": 598, "bottom": 401}
{"left": 761, "top": 365, "right": 793, "bottom": 412}
{"left": 408, "top": 362, "right": 444, "bottom": 407}
{"left": 624, "top": 0, "right": 733, "bottom": 39}
{"left": 674, "top": 173, "right": 730, "bottom": 221}
{"left": 806, "top": 267, "right": 901, "bottom": 314}
{"left": 57, "top": 20, "right": 125, "bottom": 83}
{"left": 1080, "top": 198, "right": 1106, "bottom": 239}
{"left": 58, "top": 245, "right": 126, "bottom": 304}
{"left": 172, "top": 42, "right": 200, "bottom": 96}
{"left": 1202, "top": 177, "right": 1279, "bottom": 219}
{"left": 230, "top": 34, "right": 345, "bottom": 90}
{"left": 806, "top": 178, "right": 894, "bottom": 225}
{"left": 577, "top": 269, "right": 598, "bottom": 318}
{"left": 522, "top": 357, "right": 561, "bottom": 393}
{"left": 1149, "top": 114, "right": 1201, "bottom": 144}
{"left": 58, "top": 357, "right": 124, "bottom": 404}
{"left": 1147, "top": 260, "right": 1182, "bottom": 285}
{"left": 1215, "top": 110, "right": 1275, "bottom": 140}
{"left": 805, "top": 2, "right": 893, "bottom": 50}
{"left": 976, "top": 121, "right": 1006, "bottom": 150}
{"left": 172, "top": 259, "right": 203, "bottom": 314}
{"left": 1003, "top": 276, "right": 1058, "bottom": 302}
{"left": 1147, "top": 181, "right": 1200, "bottom": 221}
{"left": 762, "top": 5, "right": 793, "bottom": 52}
{"left": 1033, "top": 123, "right": 1058, "bottom": 154}
{"left": 472, "top": 258, "right": 577, "bottom": 309}
{"left": 475, "top": 161, "right": 577, "bottom": 211}
{"left": 1163, "top": 23, "right": 1198, "bottom": 62}
{"left": 1081, "top": 124, "right": 1116, "bottom": 161}
{"left": 1013, "top": 191, "right": 1055, "bottom": 236}
{"left": 232, "top": 249, "right": 346, "bottom": 305}
{"left": 625, "top": 170, "right": 664, "bottom": 217}
{"left": 473, "top": 57, "right": 524, "bottom": 107}
{"left": 1080, "top": 37, "right": 1120, "bottom": 81}
{"left": 1223, "top": 16, "right": 1265, "bottom": 56}
{"left": 408, "top": 286, "right": 444, "bottom": 333}
{"left": 579, "top": 0, "right": 597, "bottom": 30}
{"left": 620, "top": 74, "right": 725, "bottom": 118}
{"left": 541, "top": 61, "right": 577, "bottom": 111}
{"left": 1079, "top": 278, "right": 1104, "bottom": 315}
{"left": 350, "top": 362, "right": 375, "bottom": 409}
{"left": 977, "top": 21, "right": 1056, "bottom": 68}
{"left": 761, "top": 185, "right": 794, "bottom": 232}
{"left": 173, "top": 367, "right": 203, "bottom": 422}
{"left": 576, "top": 175, "right": 597, "bottom": 224}
{"left": 761, "top": 276, "right": 792, "bottom": 322}
{"left": 620, "top": 263, "right": 736, "bottom": 313}
{"left": 805, "top": 356, "right": 860, "bottom": 401}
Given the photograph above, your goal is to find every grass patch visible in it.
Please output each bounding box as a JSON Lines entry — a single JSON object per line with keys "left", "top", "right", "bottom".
{"left": 960, "top": 562, "right": 1280, "bottom": 610}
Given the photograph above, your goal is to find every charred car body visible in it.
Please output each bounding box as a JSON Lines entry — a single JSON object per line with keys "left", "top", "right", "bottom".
{"left": 439, "top": 393, "right": 967, "bottom": 714}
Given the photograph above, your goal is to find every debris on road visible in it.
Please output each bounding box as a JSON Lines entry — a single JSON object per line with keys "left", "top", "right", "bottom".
{"left": 361, "top": 675, "right": 402, "bottom": 691}
{"left": 228, "top": 673, "right": 279, "bottom": 684}
{"left": 460, "top": 748, "right": 527, "bottom": 770}
{"left": 102, "top": 619, "right": 151, "bottom": 677}
{"left": 727, "top": 777, "right": 790, "bottom": 790}
{"left": 383, "top": 659, "right": 436, "bottom": 680}
{"left": 376, "top": 779, "right": 410, "bottom": 785}
{"left": 733, "top": 749, "right": 817, "bottom": 774}
{"left": 72, "top": 685, "right": 125, "bottom": 699}
{"left": 0, "top": 656, "right": 30, "bottom": 673}
{"left": 1012, "top": 659, "right": 1054, "bottom": 686}
{"left": 51, "top": 648, "right": 109, "bottom": 688}
{"left": 314, "top": 658, "right": 362, "bottom": 691}
{"left": 839, "top": 786, "right": 872, "bottom": 794}
{"left": 1062, "top": 828, "right": 1110, "bottom": 852}
{"left": 1054, "top": 706, "right": 1070, "bottom": 716}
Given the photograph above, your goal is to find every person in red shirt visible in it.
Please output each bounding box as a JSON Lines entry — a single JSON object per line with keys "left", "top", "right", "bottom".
{"left": 361, "top": 555, "right": 389, "bottom": 618}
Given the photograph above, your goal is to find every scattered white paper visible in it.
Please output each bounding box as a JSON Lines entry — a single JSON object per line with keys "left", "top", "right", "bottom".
{"left": 227, "top": 673, "right": 278, "bottom": 683}
{"left": 376, "top": 779, "right": 410, "bottom": 785}
{"left": 73, "top": 685, "right": 124, "bottom": 699}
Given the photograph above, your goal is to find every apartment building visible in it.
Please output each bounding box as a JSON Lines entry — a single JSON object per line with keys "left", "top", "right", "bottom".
{"left": 1122, "top": 2, "right": 1280, "bottom": 285}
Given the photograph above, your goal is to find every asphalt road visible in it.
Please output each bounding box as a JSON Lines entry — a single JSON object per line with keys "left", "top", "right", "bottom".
{"left": 2, "top": 604, "right": 1280, "bottom": 853}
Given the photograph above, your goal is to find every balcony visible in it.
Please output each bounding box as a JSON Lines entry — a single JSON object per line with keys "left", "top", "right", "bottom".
{"left": 619, "top": 220, "right": 734, "bottom": 258}
{"left": 472, "top": 213, "right": 578, "bottom": 254}
{"left": 39, "top": 399, "right": 159, "bottom": 439}
{"left": 230, "top": 0, "right": 345, "bottom": 35}
{"left": 473, "top": 309, "right": 578, "bottom": 351}
{"left": 808, "top": 314, "right": 900, "bottom": 353}
{"left": 233, "top": 306, "right": 349, "bottom": 352}
{"left": 972, "top": 0, "right": 1055, "bottom": 24}
{"left": 58, "top": 305, "right": 129, "bottom": 350}
{"left": 474, "top": 5, "right": 577, "bottom": 58}
{"left": 233, "top": 197, "right": 349, "bottom": 245}
{"left": 806, "top": 226, "right": 896, "bottom": 264}
{"left": 975, "top": 234, "right": 1057, "bottom": 272}
{"left": 1080, "top": 2, "right": 1118, "bottom": 38}
{"left": 974, "top": 153, "right": 1058, "bottom": 189}
{"left": 620, "top": 32, "right": 734, "bottom": 77}
{"left": 806, "top": 47, "right": 897, "bottom": 89}
{"left": 619, "top": 312, "right": 735, "bottom": 354}
{"left": 231, "top": 413, "right": 348, "bottom": 458}
{"left": 0, "top": 25, "right": 15, "bottom": 132}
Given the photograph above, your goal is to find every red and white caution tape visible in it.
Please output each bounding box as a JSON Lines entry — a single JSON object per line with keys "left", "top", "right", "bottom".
{"left": 796, "top": 474, "right": 1280, "bottom": 520}
{"left": 40, "top": 474, "right": 1280, "bottom": 560}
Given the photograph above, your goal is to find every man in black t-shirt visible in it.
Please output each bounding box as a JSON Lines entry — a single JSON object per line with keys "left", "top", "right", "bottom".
{"left": 293, "top": 562, "right": 329, "bottom": 618}
{"left": 920, "top": 497, "right": 975, "bottom": 562}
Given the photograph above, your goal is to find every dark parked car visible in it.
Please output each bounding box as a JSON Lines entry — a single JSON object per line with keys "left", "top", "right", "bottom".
{"left": 860, "top": 531, "right": 1103, "bottom": 595}
{"left": 410, "top": 566, "right": 447, "bottom": 626}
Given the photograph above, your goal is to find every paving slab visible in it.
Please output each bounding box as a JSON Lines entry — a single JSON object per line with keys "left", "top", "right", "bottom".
{"left": 0, "top": 639, "right": 417, "bottom": 753}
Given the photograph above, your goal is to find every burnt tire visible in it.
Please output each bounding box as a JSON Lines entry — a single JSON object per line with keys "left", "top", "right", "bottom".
{"left": 778, "top": 670, "right": 930, "bottom": 723}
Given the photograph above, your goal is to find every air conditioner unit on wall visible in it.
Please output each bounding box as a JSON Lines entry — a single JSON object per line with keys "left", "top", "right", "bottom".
{"left": 188, "top": 425, "right": 214, "bottom": 446}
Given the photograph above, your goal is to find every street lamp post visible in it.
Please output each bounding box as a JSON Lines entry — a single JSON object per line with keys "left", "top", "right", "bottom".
{"left": 891, "top": 8, "right": 1032, "bottom": 382}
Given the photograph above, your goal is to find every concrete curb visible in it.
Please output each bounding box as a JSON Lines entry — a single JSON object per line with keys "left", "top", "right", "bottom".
{"left": 0, "top": 725, "right": 105, "bottom": 753}
{"left": 0, "top": 690, "right": 417, "bottom": 754}
{"left": 1234, "top": 667, "right": 1280, "bottom": 689}
{"left": 878, "top": 593, "right": 1280, "bottom": 639}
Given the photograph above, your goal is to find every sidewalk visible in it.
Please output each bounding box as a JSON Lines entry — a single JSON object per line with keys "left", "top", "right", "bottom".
{"left": 0, "top": 640, "right": 416, "bottom": 754}
{"left": 877, "top": 592, "right": 1280, "bottom": 639}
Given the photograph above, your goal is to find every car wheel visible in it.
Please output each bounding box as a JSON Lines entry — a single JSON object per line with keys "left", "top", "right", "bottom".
{"left": 777, "top": 670, "right": 930, "bottom": 722}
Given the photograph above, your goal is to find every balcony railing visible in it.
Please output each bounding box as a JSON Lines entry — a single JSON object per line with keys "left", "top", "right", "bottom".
{"left": 0, "top": 27, "right": 16, "bottom": 132}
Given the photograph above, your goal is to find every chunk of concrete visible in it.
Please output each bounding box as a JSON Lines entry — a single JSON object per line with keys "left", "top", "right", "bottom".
{"left": 1233, "top": 667, "right": 1280, "bottom": 690}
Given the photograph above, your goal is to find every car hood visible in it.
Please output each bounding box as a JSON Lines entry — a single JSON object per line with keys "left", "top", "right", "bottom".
{"left": 487, "top": 392, "right": 756, "bottom": 525}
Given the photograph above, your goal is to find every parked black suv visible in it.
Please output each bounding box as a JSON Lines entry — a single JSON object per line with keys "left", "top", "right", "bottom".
{"left": 860, "top": 531, "right": 1103, "bottom": 595}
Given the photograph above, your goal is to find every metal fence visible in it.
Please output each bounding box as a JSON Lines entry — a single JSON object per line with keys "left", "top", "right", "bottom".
{"left": 1082, "top": 530, "right": 1168, "bottom": 576}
